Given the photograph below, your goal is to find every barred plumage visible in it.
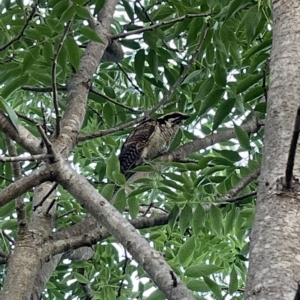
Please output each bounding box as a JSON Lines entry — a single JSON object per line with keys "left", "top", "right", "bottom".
{"left": 119, "top": 112, "right": 189, "bottom": 178}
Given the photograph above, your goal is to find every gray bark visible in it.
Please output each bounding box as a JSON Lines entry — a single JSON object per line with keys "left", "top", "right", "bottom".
{"left": 245, "top": 1, "right": 300, "bottom": 299}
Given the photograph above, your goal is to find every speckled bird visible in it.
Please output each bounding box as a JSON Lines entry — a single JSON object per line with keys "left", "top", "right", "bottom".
{"left": 119, "top": 111, "right": 189, "bottom": 178}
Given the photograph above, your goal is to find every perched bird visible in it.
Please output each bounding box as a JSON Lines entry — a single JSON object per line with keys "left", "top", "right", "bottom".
{"left": 119, "top": 111, "right": 189, "bottom": 179}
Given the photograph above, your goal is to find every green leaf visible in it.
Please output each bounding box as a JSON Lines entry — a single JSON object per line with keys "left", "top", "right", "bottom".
{"left": 213, "top": 98, "right": 235, "bottom": 130}
{"left": 0, "top": 96, "right": 19, "bottom": 132}
{"left": 0, "top": 201, "right": 15, "bottom": 217}
{"left": 1, "top": 74, "right": 29, "bottom": 99}
{"left": 65, "top": 36, "right": 81, "bottom": 72}
{"left": 178, "top": 236, "right": 195, "bottom": 265}
{"left": 52, "top": 0, "right": 69, "bottom": 18}
{"left": 73, "top": 272, "right": 89, "bottom": 284}
{"left": 103, "top": 103, "right": 115, "bottom": 127}
{"left": 134, "top": 49, "right": 145, "bottom": 82}
{"left": 194, "top": 76, "right": 214, "bottom": 102}
{"left": 22, "top": 45, "right": 40, "bottom": 73}
{"left": 122, "top": 0, "right": 134, "bottom": 21}
{"left": 182, "top": 70, "right": 202, "bottom": 85}
{"left": 128, "top": 196, "right": 139, "bottom": 218}
{"left": 101, "top": 184, "right": 115, "bottom": 200}
{"left": 80, "top": 27, "right": 103, "bottom": 43}
{"left": 185, "top": 264, "right": 223, "bottom": 277}
{"left": 236, "top": 74, "right": 262, "bottom": 94}
{"left": 192, "top": 204, "right": 206, "bottom": 236}
{"left": 59, "top": 5, "right": 75, "bottom": 23}
{"left": 214, "top": 64, "right": 227, "bottom": 87}
{"left": 235, "top": 124, "right": 251, "bottom": 150}
{"left": 203, "top": 276, "right": 222, "bottom": 300}
{"left": 229, "top": 267, "right": 238, "bottom": 294}
{"left": 224, "top": 206, "right": 237, "bottom": 235}
{"left": 186, "top": 280, "right": 210, "bottom": 292}
{"left": 146, "top": 289, "right": 165, "bottom": 300}
{"left": 226, "top": 0, "right": 250, "bottom": 20}
{"left": 114, "top": 189, "right": 126, "bottom": 213}
{"left": 244, "top": 5, "right": 262, "bottom": 45}
{"left": 168, "top": 205, "right": 180, "bottom": 229}
{"left": 148, "top": 49, "right": 158, "bottom": 81}
{"left": 106, "top": 152, "right": 120, "bottom": 181}
{"left": 179, "top": 204, "right": 192, "bottom": 235}
{"left": 74, "top": 5, "right": 91, "bottom": 19}
{"left": 43, "top": 41, "right": 54, "bottom": 63}
{"left": 199, "top": 88, "right": 225, "bottom": 116}
{"left": 209, "top": 205, "right": 223, "bottom": 236}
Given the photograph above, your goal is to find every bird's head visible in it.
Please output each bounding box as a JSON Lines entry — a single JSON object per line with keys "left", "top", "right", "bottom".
{"left": 157, "top": 111, "right": 189, "bottom": 127}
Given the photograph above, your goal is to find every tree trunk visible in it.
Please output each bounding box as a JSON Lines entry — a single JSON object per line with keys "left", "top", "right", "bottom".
{"left": 245, "top": 1, "right": 300, "bottom": 298}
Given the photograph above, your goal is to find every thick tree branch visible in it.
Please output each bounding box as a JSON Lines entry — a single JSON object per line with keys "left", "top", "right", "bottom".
{"left": 164, "top": 117, "right": 262, "bottom": 162}
{"left": 52, "top": 214, "right": 168, "bottom": 252}
{"left": 4, "top": 136, "right": 27, "bottom": 234}
{"left": 112, "top": 13, "right": 211, "bottom": 39}
{"left": 0, "top": 111, "right": 43, "bottom": 155}
{"left": 55, "top": 159, "right": 195, "bottom": 300}
{"left": 0, "top": 154, "right": 52, "bottom": 162}
{"left": 0, "top": 165, "right": 54, "bottom": 208}
{"left": 53, "top": 0, "right": 119, "bottom": 155}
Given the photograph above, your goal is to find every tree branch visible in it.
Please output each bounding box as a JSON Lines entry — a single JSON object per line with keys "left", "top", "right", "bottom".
{"left": 55, "top": 159, "right": 195, "bottom": 300}
{"left": 4, "top": 136, "right": 27, "bottom": 234}
{"left": 77, "top": 116, "right": 146, "bottom": 142}
{"left": 163, "top": 117, "right": 262, "bottom": 162}
{"left": 0, "top": 154, "right": 53, "bottom": 162}
{"left": 0, "top": 111, "right": 43, "bottom": 155}
{"left": 112, "top": 13, "right": 211, "bottom": 39}
{"left": 0, "top": 164, "right": 54, "bottom": 208}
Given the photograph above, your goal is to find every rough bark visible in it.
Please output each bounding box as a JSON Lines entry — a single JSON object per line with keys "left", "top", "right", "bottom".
{"left": 0, "top": 1, "right": 120, "bottom": 299}
{"left": 245, "top": 1, "right": 300, "bottom": 299}
{"left": 56, "top": 159, "right": 196, "bottom": 300}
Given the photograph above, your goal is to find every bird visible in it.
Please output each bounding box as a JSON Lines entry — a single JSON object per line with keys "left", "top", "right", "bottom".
{"left": 119, "top": 111, "right": 189, "bottom": 179}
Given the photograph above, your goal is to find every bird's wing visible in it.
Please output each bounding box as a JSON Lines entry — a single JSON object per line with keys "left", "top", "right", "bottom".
{"left": 119, "top": 120, "right": 156, "bottom": 175}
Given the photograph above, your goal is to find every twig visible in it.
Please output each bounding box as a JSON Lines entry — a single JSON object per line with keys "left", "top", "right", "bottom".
{"left": 77, "top": 116, "right": 146, "bottom": 142}
{"left": 33, "top": 182, "right": 58, "bottom": 211}
{"left": 58, "top": 209, "right": 76, "bottom": 219}
{"left": 4, "top": 136, "right": 27, "bottom": 234}
{"left": 36, "top": 124, "right": 54, "bottom": 155}
{"left": 225, "top": 166, "right": 261, "bottom": 199}
{"left": 16, "top": 112, "right": 38, "bottom": 125}
{"left": 0, "top": 154, "right": 53, "bottom": 162}
{"left": 147, "top": 24, "right": 209, "bottom": 116}
{"left": 0, "top": 174, "right": 13, "bottom": 182}
{"left": 285, "top": 106, "right": 300, "bottom": 188}
{"left": 117, "top": 250, "right": 129, "bottom": 298}
{"left": 112, "top": 13, "right": 211, "bottom": 39}
{"left": 52, "top": 20, "right": 73, "bottom": 137}
{"left": 90, "top": 88, "right": 143, "bottom": 112}
{"left": 0, "top": 4, "right": 37, "bottom": 51}
{"left": 22, "top": 85, "right": 66, "bottom": 92}
{"left": 117, "top": 62, "right": 144, "bottom": 95}
{"left": 217, "top": 191, "right": 257, "bottom": 204}
{"left": 2, "top": 230, "right": 15, "bottom": 245}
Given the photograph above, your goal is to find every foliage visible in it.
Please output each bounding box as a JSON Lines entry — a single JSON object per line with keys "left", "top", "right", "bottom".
{"left": 0, "top": 0, "right": 271, "bottom": 299}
